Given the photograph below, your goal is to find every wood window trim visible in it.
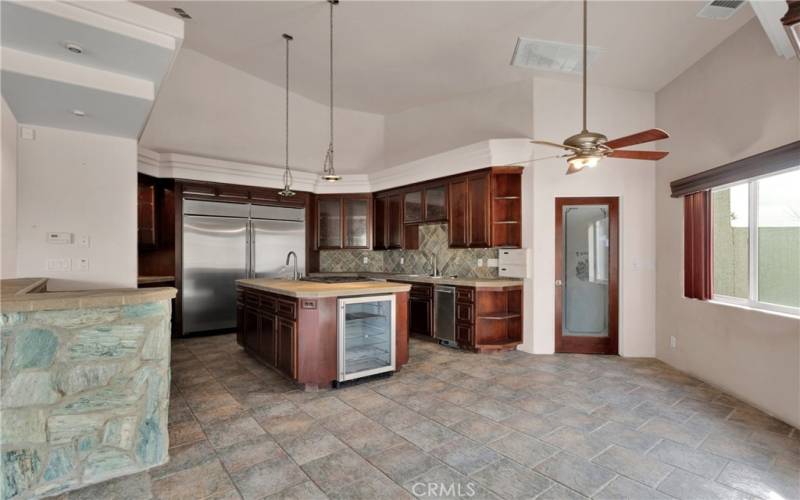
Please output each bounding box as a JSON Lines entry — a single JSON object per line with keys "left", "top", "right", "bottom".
{"left": 670, "top": 140, "right": 800, "bottom": 198}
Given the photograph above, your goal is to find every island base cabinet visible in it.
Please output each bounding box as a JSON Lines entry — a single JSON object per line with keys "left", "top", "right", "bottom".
{"left": 237, "top": 287, "right": 409, "bottom": 388}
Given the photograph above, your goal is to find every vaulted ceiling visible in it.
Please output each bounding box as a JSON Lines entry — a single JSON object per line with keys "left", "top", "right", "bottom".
{"left": 139, "top": 1, "right": 753, "bottom": 114}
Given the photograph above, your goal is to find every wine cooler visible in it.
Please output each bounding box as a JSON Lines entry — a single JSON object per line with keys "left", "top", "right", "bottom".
{"left": 337, "top": 295, "right": 396, "bottom": 382}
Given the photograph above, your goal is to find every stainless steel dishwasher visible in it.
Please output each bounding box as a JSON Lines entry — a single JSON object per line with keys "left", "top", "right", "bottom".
{"left": 434, "top": 285, "right": 456, "bottom": 346}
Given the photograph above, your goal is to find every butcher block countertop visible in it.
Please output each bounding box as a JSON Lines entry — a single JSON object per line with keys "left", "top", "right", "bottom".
{"left": 237, "top": 278, "right": 411, "bottom": 298}
{"left": 1, "top": 277, "right": 177, "bottom": 313}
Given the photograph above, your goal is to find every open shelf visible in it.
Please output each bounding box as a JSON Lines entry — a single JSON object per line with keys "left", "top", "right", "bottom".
{"left": 478, "top": 312, "right": 522, "bottom": 320}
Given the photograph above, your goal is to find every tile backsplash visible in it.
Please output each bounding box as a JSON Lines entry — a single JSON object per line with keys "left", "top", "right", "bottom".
{"left": 319, "top": 223, "right": 499, "bottom": 278}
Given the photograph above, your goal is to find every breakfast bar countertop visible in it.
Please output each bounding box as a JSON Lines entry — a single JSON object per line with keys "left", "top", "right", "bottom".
{"left": 237, "top": 278, "right": 412, "bottom": 298}
{"left": 0, "top": 278, "right": 177, "bottom": 313}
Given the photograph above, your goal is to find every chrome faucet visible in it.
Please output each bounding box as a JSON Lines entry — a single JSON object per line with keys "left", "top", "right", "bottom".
{"left": 431, "top": 253, "right": 441, "bottom": 278}
{"left": 285, "top": 251, "right": 299, "bottom": 280}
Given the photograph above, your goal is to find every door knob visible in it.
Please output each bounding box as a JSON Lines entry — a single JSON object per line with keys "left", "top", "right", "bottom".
{"left": 555, "top": 280, "right": 563, "bottom": 286}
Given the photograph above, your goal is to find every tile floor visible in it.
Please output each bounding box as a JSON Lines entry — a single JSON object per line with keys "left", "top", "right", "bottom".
{"left": 56, "top": 334, "right": 799, "bottom": 500}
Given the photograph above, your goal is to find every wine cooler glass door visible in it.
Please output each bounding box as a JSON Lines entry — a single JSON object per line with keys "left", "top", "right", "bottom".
{"left": 338, "top": 295, "right": 396, "bottom": 381}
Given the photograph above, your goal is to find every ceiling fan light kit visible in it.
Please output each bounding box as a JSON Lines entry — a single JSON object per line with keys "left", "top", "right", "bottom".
{"left": 529, "top": 0, "right": 670, "bottom": 175}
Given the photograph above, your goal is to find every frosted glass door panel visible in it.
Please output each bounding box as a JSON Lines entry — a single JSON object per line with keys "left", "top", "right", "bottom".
{"left": 562, "top": 205, "right": 609, "bottom": 337}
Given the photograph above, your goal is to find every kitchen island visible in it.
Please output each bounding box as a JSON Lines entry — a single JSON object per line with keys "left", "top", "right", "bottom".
{"left": 236, "top": 279, "right": 411, "bottom": 389}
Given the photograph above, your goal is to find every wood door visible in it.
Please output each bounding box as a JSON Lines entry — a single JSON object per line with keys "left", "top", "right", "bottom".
{"left": 342, "top": 197, "right": 370, "bottom": 249}
{"left": 408, "top": 296, "right": 432, "bottom": 337}
{"left": 448, "top": 179, "right": 469, "bottom": 247}
{"left": 388, "top": 194, "right": 404, "bottom": 249}
{"left": 373, "top": 196, "right": 387, "bottom": 250}
{"left": 467, "top": 173, "right": 490, "bottom": 247}
{"left": 555, "top": 197, "right": 619, "bottom": 355}
{"left": 260, "top": 312, "right": 277, "bottom": 365}
{"left": 276, "top": 318, "right": 296, "bottom": 378}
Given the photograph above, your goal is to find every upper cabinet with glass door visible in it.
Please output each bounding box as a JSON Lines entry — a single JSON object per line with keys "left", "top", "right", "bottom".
{"left": 423, "top": 185, "right": 447, "bottom": 222}
{"left": 315, "top": 195, "right": 371, "bottom": 250}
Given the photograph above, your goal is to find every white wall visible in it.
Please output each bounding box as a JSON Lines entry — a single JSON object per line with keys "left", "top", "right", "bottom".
{"left": 1, "top": 97, "right": 18, "bottom": 279}
{"left": 521, "top": 77, "right": 657, "bottom": 357}
{"left": 655, "top": 20, "right": 800, "bottom": 427}
{"left": 383, "top": 79, "right": 534, "bottom": 167}
{"left": 140, "top": 48, "right": 385, "bottom": 175}
{"left": 17, "top": 126, "right": 137, "bottom": 290}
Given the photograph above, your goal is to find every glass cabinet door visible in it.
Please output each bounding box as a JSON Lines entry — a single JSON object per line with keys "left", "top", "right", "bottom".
{"left": 317, "top": 198, "right": 342, "bottom": 248}
{"left": 338, "top": 296, "right": 395, "bottom": 381}
{"left": 343, "top": 198, "right": 369, "bottom": 248}
{"left": 424, "top": 185, "right": 447, "bottom": 222}
{"left": 404, "top": 191, "right": 423, "bottom": 223}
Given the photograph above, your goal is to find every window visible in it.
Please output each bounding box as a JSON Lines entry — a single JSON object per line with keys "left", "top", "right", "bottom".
{"left": 711, "top": 168, "right": 800, "bottom": 315}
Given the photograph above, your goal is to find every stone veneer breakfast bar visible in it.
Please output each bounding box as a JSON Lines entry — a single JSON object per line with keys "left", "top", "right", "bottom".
{"left": 1, "top": 278, "right": 176, "bottom": 499}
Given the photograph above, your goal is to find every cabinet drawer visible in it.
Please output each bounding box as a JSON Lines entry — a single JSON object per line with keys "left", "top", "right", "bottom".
{"left": 410, "top": 284, "right": 433, "bottom": 299}
{"left": 261, "top": 295, "right": 277, "bottom": 313}
{"left": 245, "top": 293, "right": 259, "bottom": 307}
{"left": 455, "top": 287, "right": 474, "bottom": 303}
{"left": 277, "top": 298, "right": 297, "bottom": 320}
{"left": 456, "top": 303, "right": 474, "bottom": 323}
{"left": 456, "top": 324, "right": 473, "bottom": 345}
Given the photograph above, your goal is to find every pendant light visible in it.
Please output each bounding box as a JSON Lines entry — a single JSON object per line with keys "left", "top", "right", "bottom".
{"left": 321, "top": 0, "right": 341, "bottom": 182}
{"left": 278, "top": 33, "right": 296, "bottom": 197}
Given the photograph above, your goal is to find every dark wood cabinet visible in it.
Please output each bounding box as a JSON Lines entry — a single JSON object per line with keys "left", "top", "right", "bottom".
{"left": 373, "top": 195, "right": 388, "bottom": 250}
{"left": 243, "top": 305, "right": 260, "bottom": 353}
{"left": 455, "top": 285, "right": 522, "bottom": 352}
{"left": 408, "top": 283, "right": 434, "bottom": 338}
{"left": 423, "top": 185, "right": 447, "bottom": 222}
{"left": 403, "top": 190, "right": 423, "bottom": 223}
{"left": 466, "top": 173, "right": 490, "bottom": 248}
{"left": 276, "top": 318, "right": 297, "bottom": 378}
{"left": 315, "top": 195, "right": 371, "bottom": 250}
{"left": 138, "top": 175, "right": 157, "bottom": 249}
{"left": 260, "top": 312, "right": 277, "bottom": 366}
{"left": 448, "top": 178, "right": 469, "bottom": 247}
{"left": 388, "top": 194, "right": 404, "bottom": 249}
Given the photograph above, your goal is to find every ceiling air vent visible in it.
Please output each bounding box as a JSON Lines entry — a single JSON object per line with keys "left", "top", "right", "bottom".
{"left": 510, "top": 38, "right": 600, "bottom": 75}
{"left": 173, "top": 7, "right": 192, "bottom": 19}
{"left": 697, "top": 0, "right": 746, "bottom": 20}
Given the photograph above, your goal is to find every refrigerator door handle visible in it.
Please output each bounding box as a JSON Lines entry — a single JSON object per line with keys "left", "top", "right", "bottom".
{"left": 249, "top": 221, "right": 255, "bottom": 278}
{"left": 245, "top": 222, "right": 251, "bottom": 279}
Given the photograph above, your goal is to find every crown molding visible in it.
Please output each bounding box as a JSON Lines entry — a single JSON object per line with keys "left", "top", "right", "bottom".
{"left": 137, "top": 138, "right": 533, "bottom": 194}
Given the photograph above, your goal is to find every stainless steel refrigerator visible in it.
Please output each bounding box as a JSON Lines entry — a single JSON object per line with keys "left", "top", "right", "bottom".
{"left": 182, "top": 199, "right": 306, "bottom": 335}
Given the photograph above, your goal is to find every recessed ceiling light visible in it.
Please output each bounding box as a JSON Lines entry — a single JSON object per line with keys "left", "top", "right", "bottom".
{"left": 173, "top": 7, "right": 192, "bottom": 19}
{"left": 64, "top": 42, "right": 83, "bottom": 55}
{"left": 71, "top": 109, "right": 86, "bottom": 117}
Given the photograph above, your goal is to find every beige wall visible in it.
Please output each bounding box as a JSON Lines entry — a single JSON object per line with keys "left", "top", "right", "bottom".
{"left": 523, "top": 77, "right": 657, "bottom": 357}
{"left": 17, "top": 126, "right": 138, "bottom": 290}
{"left": 655, "top": 19, "right": 800, "bottom": 427}
{"left": 1, "top": 97, "right": 18, "bottom": 279}
{"left": 141, "top": 48, "right": 385, "bottom": 175}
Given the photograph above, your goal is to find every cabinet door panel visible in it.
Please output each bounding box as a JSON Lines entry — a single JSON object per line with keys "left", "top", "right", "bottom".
{"left": 138, "top": 178, "right": 156, "bottom": 248}
{"left": 448, "top": 179, "right": 469, "bottom": 247}
{"left": 276, "top": 318, "right": 296, "bottom": 378}
{"left": 456, "top": 324, "right": 473, "bottom": 346}
{"left": 343, "top": 198, "right": 370, "bottom": 249}
{"left": 424, "top": 185, "right": 447, "bottom": 222}
{"left": 404, "top": 191, "right": 423, "bottom": 223}
{"left": 388, "top": 195, "right": 403, "bottom": 249}
{"left": 409, "top": 297, "right": 432, "bottom": 337}
{"left": 467, "top": 174, "right": 490, "bottom": 247}
{"left": 243, "top": 305, "right": 259, "bottom": 353}
{"left": 373, "top": 196, "right": 387, "bottom": 250}
{"left": 317, "top": 198, "right": 342, "bottom": 249}
{"left": 260, "top": 312, "right": 277, "bottom": 366}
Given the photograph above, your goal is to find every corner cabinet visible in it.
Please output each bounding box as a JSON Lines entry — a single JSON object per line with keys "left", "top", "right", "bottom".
{"left": 456, "top": 285, "right": 523, "bottom": 353}
{"left": 315, "top": 194, "right": 371, "bottom": 250}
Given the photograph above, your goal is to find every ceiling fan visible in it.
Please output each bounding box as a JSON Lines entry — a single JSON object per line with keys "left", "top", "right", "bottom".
{"left": 530, "top": 0, "right": 670, "bottom": 174}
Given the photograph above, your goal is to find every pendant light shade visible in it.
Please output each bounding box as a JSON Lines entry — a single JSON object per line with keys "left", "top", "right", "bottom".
{"left": 278, "top": 33, "right": 296, "bottom": 197}
{"left": 321, "top": 0, "right": 341, "bottom": 182}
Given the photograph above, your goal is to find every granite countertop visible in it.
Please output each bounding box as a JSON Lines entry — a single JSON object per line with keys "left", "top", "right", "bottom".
{"left": 237, "top": 278, "right": 412, "bottom": 298}
{"left": 1, "top": 278, "right": 177, "bottom": 313}
{"left": 309, "top": 272, "right": 523, "bottom": 288}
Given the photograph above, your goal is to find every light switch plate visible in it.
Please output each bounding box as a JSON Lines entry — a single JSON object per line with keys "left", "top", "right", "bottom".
{"left": 46, "top": 232, "right": 72, "bottom": 244}
{"left": 477, "top": 258, "right": 483, "bottom": 267}
{"left": 20, "top": 127, "right": 35, "bottom": 140}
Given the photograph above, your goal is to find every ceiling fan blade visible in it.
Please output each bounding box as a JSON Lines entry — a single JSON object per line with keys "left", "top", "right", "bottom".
{"left": 531, "top": 140, "right": 580, "bottom": 152}
{"left": 608, "top": 150, "right": 669, "bottom": 161}
{"left": 605, "top": 128, "right": 669, "bottom": 149}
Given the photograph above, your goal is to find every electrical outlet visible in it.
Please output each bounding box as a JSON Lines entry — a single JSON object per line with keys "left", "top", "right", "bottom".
{"left": 362, "top": 256, "right": 369, "bottom": 264}
{"left": 78, "top": 235, "right": 90, "bottom": 248}
{"left": 670, "top": 336, "right": 677, "bottom": 349}
{"left": 400, "top": 257, "right": 404, "bottom": 265}
{"left": 75, "top": 257, "right": 89, "bottom": 271}
{"left": 46, "top": 258, "right": 71, "bottom": 271}
{"left": 477, "top": 258, "right": 483, "bottom": 267}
